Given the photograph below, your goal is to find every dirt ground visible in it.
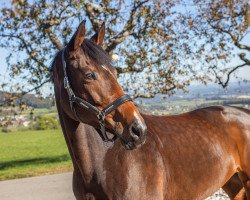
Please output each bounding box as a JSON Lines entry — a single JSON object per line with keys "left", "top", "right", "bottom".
{"left": 0, "top": 172, "right": 229, "bottom": 200}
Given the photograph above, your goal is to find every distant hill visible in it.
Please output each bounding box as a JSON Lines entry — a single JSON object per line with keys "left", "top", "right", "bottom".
{"left": 0, "top": 91, "right": 53, "bottom": 108}
{"left": 136, "top": 82, "right": 250, "bottom": 104}
{"left": 1, "top": 81, "right": 249, "bottom": 108}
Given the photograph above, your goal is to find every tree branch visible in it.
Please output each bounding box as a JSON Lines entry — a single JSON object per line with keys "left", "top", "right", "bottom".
{"left": 207, "top": 19, "right": 250, "bottom": 51}
{"left": 21, "top": 78, "right": 51, "bottom": 95}
{"left": 0, "top": 78, "right": 51, "bottom": 106}
{"left": 211, "top": 58, "right": 250, "bottom": 88}
{"left": 0, "top": 34, "right": 47, "bottom": 69}
{"left": 116, "top": 66, "right": 143, "bottom": 74}
{"left": 106, "top": 0, "right": 149, "bottom": 52}
{"left": 84, "top": 3, "right": 103, "bottom": 32}
{"left": 44, "top": 28, "right": 64, "bottom": 50}
{"left": 131, "top": 85, "right": 176, "bottom": 99}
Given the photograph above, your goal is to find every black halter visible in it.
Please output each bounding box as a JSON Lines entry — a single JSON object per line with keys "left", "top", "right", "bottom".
{"left": 61, "top": 47, "right": 133, "bottom": 143}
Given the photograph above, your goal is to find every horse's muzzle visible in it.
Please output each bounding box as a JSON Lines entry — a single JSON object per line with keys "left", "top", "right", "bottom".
{"left": 129, "top": 121, "right": 146, "bottom": 141}
{"left": 124, "top": 120, "right": 147, "bottom": 150}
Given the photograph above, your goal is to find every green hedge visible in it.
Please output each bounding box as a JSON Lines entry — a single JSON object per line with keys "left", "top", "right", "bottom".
{"left": 32, "top": 115, "right": 60, "bottom": 130}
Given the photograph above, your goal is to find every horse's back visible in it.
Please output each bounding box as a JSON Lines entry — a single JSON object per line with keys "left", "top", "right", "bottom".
{"left": 143, "top": 105, "right": 250, "bottom": 135}
{"left": 195, "top": 106, "right": 250, "bottom": 146}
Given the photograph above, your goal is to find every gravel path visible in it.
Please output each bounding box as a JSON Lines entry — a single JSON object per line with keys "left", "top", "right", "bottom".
{"left": 0, "top": 173, "right": 75, "bottom": 200}
{"left": 206, "top": 189, "right": 229, "bottom": 200}
{"left": 0, "top": 172, "right": 229, "bottom": 200}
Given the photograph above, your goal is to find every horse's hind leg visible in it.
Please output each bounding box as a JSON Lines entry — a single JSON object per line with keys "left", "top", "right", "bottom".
{"left": 222, "top": 173, "right": 245, "bottom": 200}
{"left": 237, "top": 132, "right": 250, "bottom": 200}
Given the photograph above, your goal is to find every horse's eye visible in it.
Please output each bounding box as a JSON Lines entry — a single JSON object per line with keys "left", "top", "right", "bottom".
{"left": 85, "top": 72, "right": 97, "bottom": 80}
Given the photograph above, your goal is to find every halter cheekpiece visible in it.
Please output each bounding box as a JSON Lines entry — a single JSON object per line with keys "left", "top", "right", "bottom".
{"left": 61, "top": 47, "right": 133, "bottom": 143}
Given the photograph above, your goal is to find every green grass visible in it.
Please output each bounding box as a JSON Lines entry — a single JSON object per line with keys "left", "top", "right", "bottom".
{"left": 23, "top": 106, "right": 57, "bottom": 117}
{"left": 0, "top": 129, "right": 73, "bottom": 181}
{"left": 1, "top": 106, "right": 58, "bottom": 118}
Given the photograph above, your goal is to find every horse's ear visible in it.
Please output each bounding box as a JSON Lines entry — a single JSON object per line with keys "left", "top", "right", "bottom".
{"left": 68, "top": 20, "right": 86, "bottom": 51}
{"left": 90, "top": 22, "right": 105, "bottom": 46}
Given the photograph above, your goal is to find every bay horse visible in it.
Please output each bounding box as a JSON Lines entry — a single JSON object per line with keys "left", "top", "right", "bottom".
{"left": 51, "top": 20, "right": 250, "bottom": 200}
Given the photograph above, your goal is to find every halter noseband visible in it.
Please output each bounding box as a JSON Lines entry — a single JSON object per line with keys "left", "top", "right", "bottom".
{"left": 61, "top": 47, "right": 133, "bottom": 143}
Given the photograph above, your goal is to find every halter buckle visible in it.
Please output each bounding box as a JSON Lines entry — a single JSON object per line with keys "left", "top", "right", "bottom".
{"left": 97, "top": 111, "right": 105, "bottom": 122}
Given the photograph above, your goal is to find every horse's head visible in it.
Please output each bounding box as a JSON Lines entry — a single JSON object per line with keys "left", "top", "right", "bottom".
{"left": 57, "top": 20, "right": 146, "bottom": 150}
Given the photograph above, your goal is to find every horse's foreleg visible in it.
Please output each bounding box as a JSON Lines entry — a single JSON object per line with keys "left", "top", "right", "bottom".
{"left": 73, "top": 168, "right": 85, "bottom": 200}
{"left": 222, "top": 173, "right": 244, "bottom": 200}
{"left": 73, "top": 169, "right": 97, "bottom": 200}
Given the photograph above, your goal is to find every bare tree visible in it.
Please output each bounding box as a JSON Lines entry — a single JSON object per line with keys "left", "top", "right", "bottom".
{"left": 178, "top": 0, "right": 249, "bottom": 87}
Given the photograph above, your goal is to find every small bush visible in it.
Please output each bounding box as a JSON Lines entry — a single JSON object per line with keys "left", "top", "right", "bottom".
{"left": 1, "top": 127, "right": 11, "bottom": 133}
{"left": 17, "top": 126, "right": 30, "bottom": 132}
{"left": 32, "top": 115, "right": 59, "bottom": 130}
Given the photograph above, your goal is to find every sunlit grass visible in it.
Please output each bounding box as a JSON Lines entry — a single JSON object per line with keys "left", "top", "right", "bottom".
{"left": 0, "top": 129, "right": 73, "bottom": 180}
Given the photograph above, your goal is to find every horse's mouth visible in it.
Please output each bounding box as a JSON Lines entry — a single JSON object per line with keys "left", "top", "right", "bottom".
{"left": 123, "top": 141, "right": 136, "bottom": 150}
{"left": 121, "top": 139, "right": 146, "bottom": 150}
{"left": 106, "top": 125, "right": 145, "bottom": 150}
{"left": 113, "top": 129, "right": 137, "bottom": 150}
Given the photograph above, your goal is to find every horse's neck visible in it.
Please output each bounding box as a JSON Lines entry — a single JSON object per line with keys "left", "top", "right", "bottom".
{"left": 66, "top": 119, "right": 111, "bottom": 184}
{"left": 54, "top": 83, "right": 109, "bottom": 185}
{"left": 53, "top": 65, "right": 109, "bottom": 186}
{"left": 55, "top": 103, "right": 103, "bottom": 181}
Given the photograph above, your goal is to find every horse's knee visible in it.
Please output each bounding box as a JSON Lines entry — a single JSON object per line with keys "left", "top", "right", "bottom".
{"left": 73, "top": 170, "right": 85, "bottom": 199}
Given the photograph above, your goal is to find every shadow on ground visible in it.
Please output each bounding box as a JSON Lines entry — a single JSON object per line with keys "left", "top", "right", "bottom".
{"left": 0, "top": 154, "right": 70, "bottom": 170}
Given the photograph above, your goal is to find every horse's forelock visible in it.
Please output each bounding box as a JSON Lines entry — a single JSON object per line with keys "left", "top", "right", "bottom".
{"left": 81, "top": 39, "right": 113, "bottom": 70}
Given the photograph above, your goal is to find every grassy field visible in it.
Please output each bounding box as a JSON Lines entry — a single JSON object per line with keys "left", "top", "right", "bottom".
{"left": 0, "top": 129, "right": 73, "bottom": 181}
{"left": 22, "top": 106, "right": 58, "bottom": 117}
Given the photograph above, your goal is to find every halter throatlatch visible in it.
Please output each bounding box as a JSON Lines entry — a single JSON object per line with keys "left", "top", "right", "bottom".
{"left": 61, "top": 47, "right": 133, "bottom": 142}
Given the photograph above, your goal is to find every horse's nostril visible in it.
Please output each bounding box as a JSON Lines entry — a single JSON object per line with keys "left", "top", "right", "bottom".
{"left": 129, "top": 123, "right": 144, "bottom": 141}
{"left": 131, "top": 125, "right": 141, "bottom": 138}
